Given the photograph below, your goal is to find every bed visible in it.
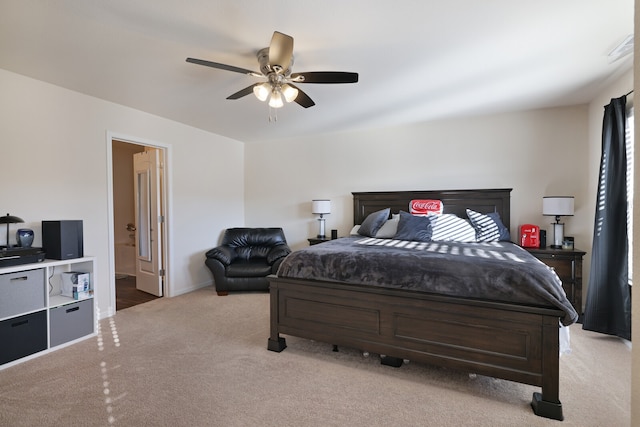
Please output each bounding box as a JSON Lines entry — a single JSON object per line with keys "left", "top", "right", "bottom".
{"left": 267, "top": 189, "right": 576, "bottom": 421}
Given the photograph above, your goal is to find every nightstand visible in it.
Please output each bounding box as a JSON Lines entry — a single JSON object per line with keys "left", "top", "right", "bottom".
{"left": 307, "top": 237, "right": 331, "bottom": 246}
{"left": 524, "top": 247, "right": 586, "bottom": 317}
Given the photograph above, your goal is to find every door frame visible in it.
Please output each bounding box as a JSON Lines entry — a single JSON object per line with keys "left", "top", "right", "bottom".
{"left": 106, "top": 131, "right": 172, "bottom": 317}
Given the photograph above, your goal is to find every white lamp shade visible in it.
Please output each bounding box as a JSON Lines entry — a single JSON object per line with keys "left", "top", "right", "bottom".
{"left": 543, "top": 196, "right": 574, "bottom": 216}
{"left": 268, "top": 90, "right": 284, "bottom": 108}
{"left": 253, "top": 83, "right": 270, "bottom": 101}
{"left": 282, "top": 84, "right": 299, "bottom": 103}
{"left": 312, "top": 200, "right": 331, "bottom": 215}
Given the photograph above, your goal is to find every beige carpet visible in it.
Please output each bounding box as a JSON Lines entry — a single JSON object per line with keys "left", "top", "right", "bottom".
{"left": 0, "top": 288, "right": 631, "bottom": 427}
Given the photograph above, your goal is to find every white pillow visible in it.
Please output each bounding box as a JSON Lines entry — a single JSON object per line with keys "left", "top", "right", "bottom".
{"left": 374, "top": 215, "right": 400, "bottom": 238}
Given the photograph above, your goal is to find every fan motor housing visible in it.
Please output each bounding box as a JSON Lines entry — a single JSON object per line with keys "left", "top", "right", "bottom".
{"left": 257, "top": 47, "right": 293, "bottom": 76}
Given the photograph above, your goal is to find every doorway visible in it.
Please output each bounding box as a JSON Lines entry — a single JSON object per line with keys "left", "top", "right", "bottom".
{"left": 110, "top": 138, "right": 168, "bottom": 311}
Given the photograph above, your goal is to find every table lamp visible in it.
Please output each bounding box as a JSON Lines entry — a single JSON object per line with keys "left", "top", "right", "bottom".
{"left": 543, "top": 196, "right": 574, "bottom": 249}
{"left": 312, "top": 200, "right": 331, "bottom": 238}
{"left": 1, "top": 213, "right": 24, "bottom": 249}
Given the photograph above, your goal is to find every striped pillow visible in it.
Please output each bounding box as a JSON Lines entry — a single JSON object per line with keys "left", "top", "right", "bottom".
{"left": 466, "top": 209, "right": 503, "bottom": 242}
{"left": 430, "top": 214, "right": 477, "bottom": 242}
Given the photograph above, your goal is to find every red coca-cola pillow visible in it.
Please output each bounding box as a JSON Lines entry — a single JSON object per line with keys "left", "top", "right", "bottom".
{"left": 409, "top": 199, "right": 443, "bottom": 216}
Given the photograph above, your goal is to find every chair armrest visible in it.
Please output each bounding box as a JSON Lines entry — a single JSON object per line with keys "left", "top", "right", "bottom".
{"left": 267, "top": 244, "right": 292, "bottom": 265}
{"left": 205, "top": 245, "right": 237, "bottom": 266}
{"left": 271, "top": 256, "right": 287, "bottom": 275}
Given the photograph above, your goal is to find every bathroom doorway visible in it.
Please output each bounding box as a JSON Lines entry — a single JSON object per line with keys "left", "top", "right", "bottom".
{"left": 111, "top": 139, "right": 167, "bottom": 311}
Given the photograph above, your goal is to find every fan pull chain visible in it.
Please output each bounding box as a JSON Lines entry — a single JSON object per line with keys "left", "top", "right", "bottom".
{"left": 268, "top": 106, "right": 277, "bottom": 122}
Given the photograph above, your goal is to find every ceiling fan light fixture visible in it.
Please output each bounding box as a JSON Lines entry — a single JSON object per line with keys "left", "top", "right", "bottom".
{"left": 282, "top": 84, "right": 299, "bottom": 103}
{"left": 268, "top": 90, "right": 284, "bottom": 108}
{"left": 253, "top": 82, "right": 270, "bottom": 101}
{"left": 187, "top": 31, "right": 359, "bottom": 114}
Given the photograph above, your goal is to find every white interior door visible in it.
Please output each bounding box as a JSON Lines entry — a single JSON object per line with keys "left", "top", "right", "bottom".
{"left": 133, "top": 148, "right": 164, "bottom": 296}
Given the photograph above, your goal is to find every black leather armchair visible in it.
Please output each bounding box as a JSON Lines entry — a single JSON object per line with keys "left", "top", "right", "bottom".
{"left": 205, "top": 227, "right": 291, "bottom": 296}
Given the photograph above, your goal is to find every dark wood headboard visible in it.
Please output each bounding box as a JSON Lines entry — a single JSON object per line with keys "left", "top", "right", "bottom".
{"left": 352, "top": 189, "right": 512, "bottom": 230}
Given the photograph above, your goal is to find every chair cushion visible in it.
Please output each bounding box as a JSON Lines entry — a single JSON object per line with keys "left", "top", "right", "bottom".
{"left": 223, "top": 227, "right": 287, "bottom": 247}
{"left": 222, "top": 228, "right": 289, "bottom": 261}
{"left": 225, "top": 260, "right": 273, "bottom": 278}
{"left": 267, "top": 244, "right": 291, "bottom": 264}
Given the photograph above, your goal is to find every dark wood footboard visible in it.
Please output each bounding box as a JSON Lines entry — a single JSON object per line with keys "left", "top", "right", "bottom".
{"left": 268, "top": 276, "right": 565, "bottom": 421}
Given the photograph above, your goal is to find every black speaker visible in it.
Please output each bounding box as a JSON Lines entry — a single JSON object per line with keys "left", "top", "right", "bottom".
{"left": 42, "top": 220, "right": 84, "bottom": 260}
{"left": 539, "top": 229, "right": 547, "bottom": 248}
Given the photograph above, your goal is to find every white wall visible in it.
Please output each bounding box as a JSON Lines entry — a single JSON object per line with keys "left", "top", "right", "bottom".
{"left": 0, "top": 69, "right": 245, "bottom": 317}
{"left": 245, "top": 106, "right": 589, "bottom": 253}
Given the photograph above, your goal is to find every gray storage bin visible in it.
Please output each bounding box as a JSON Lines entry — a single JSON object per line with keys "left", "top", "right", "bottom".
{"left": 49, "top": 299, "right": 94, "bottom": 347}
{"left": 0, "top": 269, "right": 46, "bottom": 319}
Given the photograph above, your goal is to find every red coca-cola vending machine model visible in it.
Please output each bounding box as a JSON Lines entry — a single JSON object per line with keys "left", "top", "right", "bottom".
{"left": 409, "top": 199, "right": 443, "bottom": 216}
{"left": 520, "top": 224, "right": 540, "bottom": 248}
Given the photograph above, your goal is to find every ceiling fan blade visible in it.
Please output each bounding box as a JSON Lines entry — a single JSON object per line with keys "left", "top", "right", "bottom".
{"left": 268, "top": 31, "right": 294, "bottom": 73}
{"left": 226, "top": 84, "right": 260, "bottom": 100}
{"left": 186, "top": 58, "right": 259, "bottom": 76}
{"left": 290, "top": 71, "right": 359, "bottom": 84}
{"left": 289, "top": 84, "right": 315, "bottom": 108}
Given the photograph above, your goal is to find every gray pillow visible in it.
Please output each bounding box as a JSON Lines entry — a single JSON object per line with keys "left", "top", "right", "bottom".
{"left": 393, "top": 210, "right": 433, "bottom": 242}
{"left": 487, "top": 212, "right": 511, "bottom": 241}
{"left": 358, "top": 208, "right": 391, "bottom": 237}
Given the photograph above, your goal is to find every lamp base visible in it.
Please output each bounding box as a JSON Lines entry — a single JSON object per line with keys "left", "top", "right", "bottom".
{"left": 317, "top": 217, "right": 326, "bottom": 239}
{"left": 551, "top": 223, "right": 564, "bottom": 249}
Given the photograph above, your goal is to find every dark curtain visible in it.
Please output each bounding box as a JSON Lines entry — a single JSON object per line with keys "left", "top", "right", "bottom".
{"left": 582, "top": 95, "right": 631, "bottom": 340}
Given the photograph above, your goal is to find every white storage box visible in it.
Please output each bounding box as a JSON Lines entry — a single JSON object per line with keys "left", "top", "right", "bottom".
{"left": 60, "top": 272, "right": 90, "bottom": 298}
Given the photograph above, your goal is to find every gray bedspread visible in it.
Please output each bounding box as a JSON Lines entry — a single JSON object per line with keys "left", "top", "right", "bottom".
{"left": 276, "top": 236, "right": 578, "bottom": 326}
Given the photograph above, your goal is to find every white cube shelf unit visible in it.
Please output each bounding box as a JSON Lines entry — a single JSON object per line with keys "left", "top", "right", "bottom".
{"left": 0, "top": 257, "right": 96, "bottom": 369}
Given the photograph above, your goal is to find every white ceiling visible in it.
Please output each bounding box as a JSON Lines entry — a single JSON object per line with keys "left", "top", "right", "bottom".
{"left": 0, "top": 1, "right": 634, "bottom": 144}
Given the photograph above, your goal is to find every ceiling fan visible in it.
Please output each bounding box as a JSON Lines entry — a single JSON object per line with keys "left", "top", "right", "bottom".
{"left": 186, "top": 31, "right": 358, "bottom": 109}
